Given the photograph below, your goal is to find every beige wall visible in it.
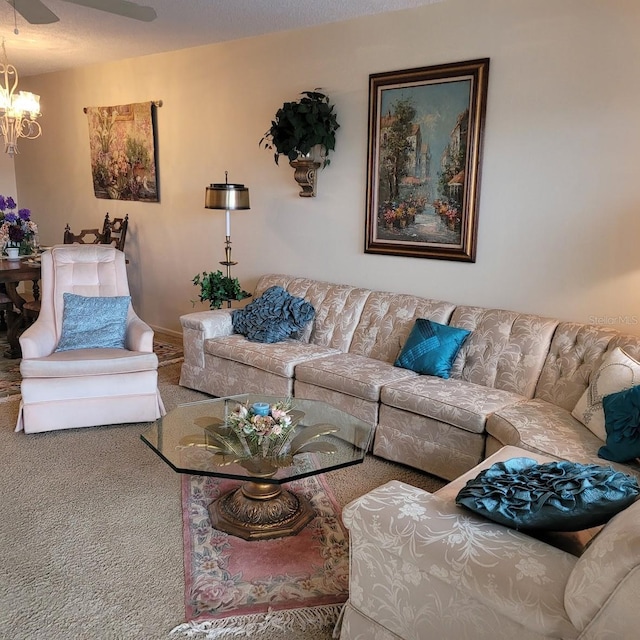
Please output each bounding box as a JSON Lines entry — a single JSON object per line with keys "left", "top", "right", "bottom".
{"left": 7, "top": 0, "right": 640, "bottom": 336}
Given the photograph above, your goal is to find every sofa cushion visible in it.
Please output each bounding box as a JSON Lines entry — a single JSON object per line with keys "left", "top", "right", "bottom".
{"left": 395, "top": 318, "right": 470, "bottom": 379}
{"left": 447, "top": 306, "right": 558, "bottom": 397}
{"left": 55, "top": 293, "right": 130, "bottom": 351}
{"left": 486, "top": 398, "right": 640, "bottom": 480}
{"left": 231, "top": 285, "right": 315, "bottom": 343}
{"left": 455, "top": 457, "right": 639, "bottom": 531}
{"left": 599, "top": 384, "right": 640, "bottom": 463}
{"left": 534, "top": 322, "right": 619, "bottom": 411}
{"left": 348, "top": 290, "right": 455, "bottom": 363}
{"left": 571, "top": 347, "right": 640, "bottom": 441}
{"left": 295, "top": 353, "right": 418, "bottom": 402}
{"left": 255, "top": 275, "right": 371, "bottom": 352}
{"left": 20, "top": 348, "right": 158, "bottom": 378}
{"left": 381, "top": 376, "right": 524, "bottom": 434}
{"left": 204, "top": 334, "right": 339, "bottom": 378}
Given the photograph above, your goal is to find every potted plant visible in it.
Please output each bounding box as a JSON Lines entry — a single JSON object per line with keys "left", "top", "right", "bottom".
{"left": 192, "top": 270, "right": 251, "bottom": 310}
{"left": 259, "top": 90, "right": 340, "bottom": 167}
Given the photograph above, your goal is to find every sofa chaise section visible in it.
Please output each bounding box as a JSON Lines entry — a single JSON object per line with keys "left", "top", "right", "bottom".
{"left": 337, "top": 446, "right": 640, "bottom": 640}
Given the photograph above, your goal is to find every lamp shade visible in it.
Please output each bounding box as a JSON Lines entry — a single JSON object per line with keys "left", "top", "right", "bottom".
{"left": 205, "top": 183, "right": 250, "bottom": 210}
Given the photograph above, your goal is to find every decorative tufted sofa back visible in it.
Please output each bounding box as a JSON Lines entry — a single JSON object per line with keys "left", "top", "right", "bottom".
{"left": 533, "top": 323, "right": 620, "bottom": 410}
{"left": 348, "top": 292, "right": 456, "bottom": 363}
{"left": 48, "top": 244, "right": 129, "bottom": 340}
{"left": 255, "top": 274, "right": 370, "bottom": 353}
{"left": 448, "top": 306, "right": 559, "bottom": 398}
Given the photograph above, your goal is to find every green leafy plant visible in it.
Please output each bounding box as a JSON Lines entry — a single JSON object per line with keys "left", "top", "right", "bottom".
{"left": 192, "top": 270, "right": 251, "bottom": 310}
{"left": 259, "top": 90, "right": 340, "bottom": 167}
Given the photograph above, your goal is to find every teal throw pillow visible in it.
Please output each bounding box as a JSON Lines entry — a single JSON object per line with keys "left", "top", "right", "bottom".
{"left": 55, "top": 293, "right": 131, "bottom": 352}
{"left": 455, "top": 457, "right": 639, "bottom": 531}
{"left": 232, "top": 286, "right": 315, "bottom": 343}
{"left": 395, "top": 318, "right": 470, "bottom": 379}
{"left": 599, "top": 385, "right": 640, "bottom": 463}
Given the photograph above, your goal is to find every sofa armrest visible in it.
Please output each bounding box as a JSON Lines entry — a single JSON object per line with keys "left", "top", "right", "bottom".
{"left": 343, "top": 480, "right": 577, "bottom": 638}
{"left": 19, "top": 320, "right": 58, "bottom": 359}
{"left": 180, "top": 309, "right": 234, "bottom": 368}
{"left": 126, "top": 313, "right": 154, "bottom": 352}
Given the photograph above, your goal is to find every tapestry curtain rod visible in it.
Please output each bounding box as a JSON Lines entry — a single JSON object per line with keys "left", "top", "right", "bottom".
{"left": 83, "top": 100, "right": 163, "bottom": 113}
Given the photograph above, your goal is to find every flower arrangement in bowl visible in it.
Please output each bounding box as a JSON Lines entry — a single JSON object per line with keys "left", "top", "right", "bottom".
{"left": 0, "top": 195, "right": 38, "bottom": 256}
{"left": 227, "top": 398, "right": 297, "bottom": 458}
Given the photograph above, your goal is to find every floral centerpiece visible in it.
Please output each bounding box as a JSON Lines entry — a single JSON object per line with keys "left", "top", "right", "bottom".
{"left": 227, "top": 398, "right": 297, "bottom": 458}
{"left": 0, "top": 195, "right": 38, "bottom": 256}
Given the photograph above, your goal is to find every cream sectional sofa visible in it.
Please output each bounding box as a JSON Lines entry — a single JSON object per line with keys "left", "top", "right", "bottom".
{"left": 179, "top": 273, "right": 640, "bottom": 481}
{"left": 337, "top": 445, "right": 640, "bottom": 640}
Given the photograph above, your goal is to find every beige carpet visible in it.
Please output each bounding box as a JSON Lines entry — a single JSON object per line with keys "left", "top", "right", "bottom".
{"left": 0, "top": 362, "right": 445, "bottom": 640}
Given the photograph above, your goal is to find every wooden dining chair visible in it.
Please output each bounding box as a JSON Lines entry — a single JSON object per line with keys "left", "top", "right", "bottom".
{"left": 0, "top": 290, "right": 13, "bottom": 333}
{"left": 63, "top": 224, "right": 106, "bottom": 245}
{"left": 102, "top": 213, "right": 129, "bottom": 252}
{"left": 63, "top": 213, "right": 129, "bottom": 252}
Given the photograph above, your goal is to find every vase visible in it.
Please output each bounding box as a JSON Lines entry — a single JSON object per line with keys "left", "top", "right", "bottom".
{"left": 5, "top": 247, "right": 20, "bottom": 260}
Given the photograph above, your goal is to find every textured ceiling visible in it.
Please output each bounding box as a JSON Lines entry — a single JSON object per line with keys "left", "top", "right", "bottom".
{"left": 0, "top": 0, "right": 444, "bottom": 77}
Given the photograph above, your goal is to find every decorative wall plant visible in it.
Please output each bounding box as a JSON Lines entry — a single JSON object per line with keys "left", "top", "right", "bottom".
{"left": 260, "top": 90, "right": 340, "bottom": 196}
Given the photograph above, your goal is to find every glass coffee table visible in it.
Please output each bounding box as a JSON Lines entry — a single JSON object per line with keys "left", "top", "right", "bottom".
{"left": 140, "top": 394, "right": 373, "bottom": 541}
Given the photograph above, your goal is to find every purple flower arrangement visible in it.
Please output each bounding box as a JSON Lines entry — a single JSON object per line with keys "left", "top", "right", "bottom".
{"left": 0, "top": 194, "right": 38, "bottom": 254}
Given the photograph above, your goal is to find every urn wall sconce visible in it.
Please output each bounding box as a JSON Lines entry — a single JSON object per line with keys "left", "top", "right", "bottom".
{"left": 289, "top": 156, "right": 321, "bottom": 197}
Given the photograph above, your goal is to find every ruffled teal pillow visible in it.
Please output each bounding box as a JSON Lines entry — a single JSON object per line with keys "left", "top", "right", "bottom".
{"left": 599, "top": 385, "right": 640, "bottom": 463}
{"left": 395, "top": 318, "right": 470, "bottom": 379}
{"left": 455, "top": 457, "right": 639, "bottom": 531}
{"left": 55, "top": 293, "right": 130, "bottom": 351}
{"left": 232, "top": 286, "right": 315, "bottom": 343}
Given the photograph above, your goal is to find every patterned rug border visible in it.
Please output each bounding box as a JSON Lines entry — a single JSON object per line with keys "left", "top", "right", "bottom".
{"left": 177, "top": 462, "right": 349, "bottom": 637}
{"left": 170, "top": 604, "right": 343, "bottom": 639}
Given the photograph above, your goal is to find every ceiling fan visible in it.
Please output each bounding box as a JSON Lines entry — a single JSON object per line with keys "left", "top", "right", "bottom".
{"left": 7, "top": 0, "right": 157, "bottom": 24}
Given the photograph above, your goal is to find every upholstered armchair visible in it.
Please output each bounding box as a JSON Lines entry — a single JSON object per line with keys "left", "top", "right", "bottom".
{"left": 16, "top": 244, "right": 165, "bottom": 434}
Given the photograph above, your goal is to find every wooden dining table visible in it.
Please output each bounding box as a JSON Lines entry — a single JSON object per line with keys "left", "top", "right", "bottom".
{"left": 0, "top": 256, "right": 41, "bottom": 358}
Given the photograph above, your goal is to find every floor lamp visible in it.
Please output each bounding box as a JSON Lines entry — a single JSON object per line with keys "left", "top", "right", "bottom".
{"left": 204, "top": 172, "right": 251, "bottom": 296}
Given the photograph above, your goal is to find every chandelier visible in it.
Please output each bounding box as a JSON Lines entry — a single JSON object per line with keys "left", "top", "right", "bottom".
{"left": 0, "top": 41, "right": 41, "bottom": 157}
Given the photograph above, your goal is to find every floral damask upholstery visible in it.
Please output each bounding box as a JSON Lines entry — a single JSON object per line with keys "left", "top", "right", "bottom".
{"left": 336, "top": 446, "right": 640, "bottom": 640}
{"left": 534, "top": 322, "right": 619, "bottom": 411}
{"left": 180, "top": 274, "right": 640, "bottom": 482}
{"left": 448, "top": 306, "right": 559, "bottom": 397}
{"left": 180, "top": 274, "right": 370, "bottom": 398}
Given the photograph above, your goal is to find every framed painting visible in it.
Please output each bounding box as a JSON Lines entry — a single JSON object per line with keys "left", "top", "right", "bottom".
{"left": 365, "top": 59, "right": 490, "bottom": 262}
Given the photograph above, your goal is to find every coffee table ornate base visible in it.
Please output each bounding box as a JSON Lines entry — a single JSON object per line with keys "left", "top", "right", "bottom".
{"left": 208, "top": 479, "right": 315, "bottom": 541}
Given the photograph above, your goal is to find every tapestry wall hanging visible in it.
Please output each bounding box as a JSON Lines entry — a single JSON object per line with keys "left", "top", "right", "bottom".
{"left": 364, "top": 59, "right": 489, "bottom": 262}
{"left": 84, "top": 100, "right": 161, "bottom": 202}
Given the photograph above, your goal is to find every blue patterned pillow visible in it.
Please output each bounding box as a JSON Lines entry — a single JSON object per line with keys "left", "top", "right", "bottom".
{"left": 395, "top": 318, "right": 470, "bottom": 379}
{"left": 55, "top": 293, "right": 130, "bottom": 351}
{"left": 455, "top": 457, "right": 639, "bottom": 531}
{"left": 231, "top": 286, "right": 315, "bottom": 343}
{"left": 599, "top": 385, "right": 640, "bottom": 463}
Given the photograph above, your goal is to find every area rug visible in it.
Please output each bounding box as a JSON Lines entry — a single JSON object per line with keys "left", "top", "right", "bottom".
{"left": 0, "top": 336, "right": 183, "bottom": 400}
{"left": 171, "top": 462, "right": 349, "bottom": 639}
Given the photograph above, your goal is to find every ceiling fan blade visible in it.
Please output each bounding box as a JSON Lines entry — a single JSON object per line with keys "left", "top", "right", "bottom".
{"left": 8, "top": 0, "right": 60, "bottom": 24}
{"left": 60, "top": 0, "right": 157, "bottom": 22}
